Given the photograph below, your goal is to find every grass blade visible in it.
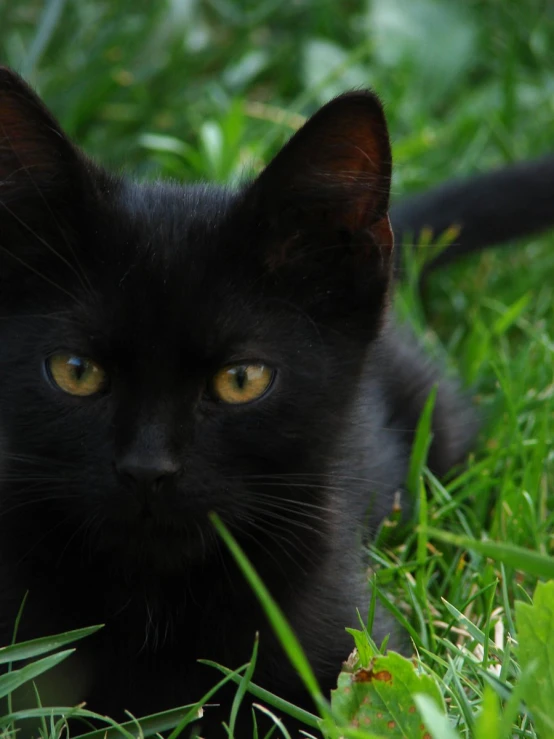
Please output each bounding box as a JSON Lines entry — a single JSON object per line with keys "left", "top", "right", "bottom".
{"left": 0, "top": 625, "right": 103, "bottom": 665}
{"left": 0, "top": 650, "right": 75, "bottom": 699}
{"left": 209, "top": 513, "right": 330, "bottom": 722}
{"left": 423, "top": 527, "right": 554, "bottom": 579}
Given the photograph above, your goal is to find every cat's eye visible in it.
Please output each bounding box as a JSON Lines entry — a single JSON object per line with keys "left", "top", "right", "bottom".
{"left": 211, "top": 363, "right": 275, "bottom": 404}
{"left": 46, "top": 354, "right": 107, "bottom": 397}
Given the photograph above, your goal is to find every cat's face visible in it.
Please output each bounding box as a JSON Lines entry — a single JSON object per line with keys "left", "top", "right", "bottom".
{"left": 0, "top": 68, "right": 393, "bottom": 573}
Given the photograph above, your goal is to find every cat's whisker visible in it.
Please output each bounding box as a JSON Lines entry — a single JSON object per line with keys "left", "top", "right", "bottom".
{"left": 233, "top": 505, "right": 324, "bottom": 566}
{"left": 0, "top": 241, "right": 85, "bottom": 307}
{"left": 0, "top": 492, "right": 76, "bottom": 518}
{"left": 195, "top": 520, "right": 208, "bottom": 562}
{"left": 57, "top": 514, "right": 95, "bottom": 566}
{"left": 234, "top": 524, "right": 310, "bottom": 577}
{"left": 0, "top": 311, "right": 83, "bottom": 324}
{"left": 243, "top": 519, "right": 321, "bottom": 572}
{"left": 242, "top": 497, "right": 330, "bottom": 525}
{"left": 0, "top": 475, "right": 75, "bottom": 486}
{"left": 0, "top": 155, "right": 94, "bottom": 297}
{"left": 14, "top": 513, "right": 74, "bottom": 566}
{"left": 236, "top": 472, "right": 395, "bottom": 486}
{"left": 252, "top": 508, "right": 321, "bottom": 534}
{"left": 79, "top": 512, "right": 101, "bottom": 563}
{"left": 139, "top": 599, "right": 157, "bottom": 655}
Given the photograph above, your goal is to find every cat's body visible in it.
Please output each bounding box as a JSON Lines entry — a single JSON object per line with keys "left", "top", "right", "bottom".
{"left": 0, "top": 174, "right": 472, "bottom": 728}
{"left": 0, "top": 68, "right": 552, "bottom": 735}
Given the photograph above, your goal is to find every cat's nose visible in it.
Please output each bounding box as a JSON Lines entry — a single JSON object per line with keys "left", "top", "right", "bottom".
{"left": 115, "top": 454, "right": 181, "bottom": 489}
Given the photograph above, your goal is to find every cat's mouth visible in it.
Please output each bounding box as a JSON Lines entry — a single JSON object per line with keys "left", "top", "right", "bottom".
{"left": 97, "top": 502, "right": 219, "bottom": 568}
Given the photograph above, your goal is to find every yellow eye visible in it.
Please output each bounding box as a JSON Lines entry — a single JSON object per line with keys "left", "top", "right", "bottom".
{"left": 46, "top": 354, "right": 107, "bottom": 397}
{"left": 211, "top": 363, "right": 274, "bottom": 404}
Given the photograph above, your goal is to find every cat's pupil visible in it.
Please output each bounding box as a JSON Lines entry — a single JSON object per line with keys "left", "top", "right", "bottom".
{"left": 234, "top": 367, "right": 247, "bottom": 390}
{"left": 68, "top": 357, "right": 86, "bottom": 381}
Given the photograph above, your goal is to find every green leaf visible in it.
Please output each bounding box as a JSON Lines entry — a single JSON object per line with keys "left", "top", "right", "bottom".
{"left": 0, "top": 706, "right": 135, "bottom": 739}
{"left": 345, "top": 627, "right": 377, "bottom": 669}
{"left": 473, "top": 686, "right": 501, "bottom": 739}
{"left": 0, "top": 625, "right": 103, "bottom": 665}
{"left": 515, "top": 580, "right": 554, "bottom": 738}
{"left": 490, "top": 293, "right": 531, "bottom": 336}
{"left": 228, "top": 634, "right": 259, "bottom": 737}
{"left": 200, "top": 660, "right": 320, "bottom": 731}
{"left": 0, "top": 650, "right": 75, "bottom": 699}
{"left": 252, "top": 703, "right": 292, "bottom": 739}
{"left": 423, "top": 528, "right": 554, "bottom": 579}
{"left": 440, "top": 599, "right": 487, "bottom": 646}
{"left": 331, "top": 651, "right": 444, "bottom": 737}
{"left": 413, "top": 694, "right": 460, "bottom": 739}
{"left": 407, "top": 386, "right": 437, "bottom": 496}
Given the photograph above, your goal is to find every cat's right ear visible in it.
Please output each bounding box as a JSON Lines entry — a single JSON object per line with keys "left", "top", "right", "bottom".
{"left": 0, "top": 67, "right": 85, "bottom": 209}
{"left": 0, "top": 67, "right": 96, "bottom": 292}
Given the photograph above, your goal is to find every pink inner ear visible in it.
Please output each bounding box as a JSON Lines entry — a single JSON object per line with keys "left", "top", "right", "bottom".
{"left": 321, "top": 116, "right": 387, "bottom": 179}
{"left": 314, "top": 112, "right": 391, "bottom": 232}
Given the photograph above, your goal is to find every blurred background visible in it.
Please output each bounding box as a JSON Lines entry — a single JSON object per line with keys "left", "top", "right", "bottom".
{"left": 1, "top": 0, "right": 553, "bottom": 194}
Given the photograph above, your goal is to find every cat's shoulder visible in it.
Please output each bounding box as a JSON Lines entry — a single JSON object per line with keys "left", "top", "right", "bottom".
{"left": 372, "top": 322, "right": 478, "bottom": 476}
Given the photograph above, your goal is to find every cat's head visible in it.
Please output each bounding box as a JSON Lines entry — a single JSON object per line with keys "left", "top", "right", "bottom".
{"left": 0, "top": 68, "right": 393, "bottom": 575}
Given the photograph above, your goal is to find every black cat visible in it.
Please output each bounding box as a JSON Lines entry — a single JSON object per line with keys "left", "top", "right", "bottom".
{"left": 0, "top": 67, "right": 552, "bottom": 736}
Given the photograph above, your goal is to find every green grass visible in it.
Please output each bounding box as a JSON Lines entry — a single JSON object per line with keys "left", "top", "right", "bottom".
{"left": 1, "top": 0, "right": 554, "bottom": 737}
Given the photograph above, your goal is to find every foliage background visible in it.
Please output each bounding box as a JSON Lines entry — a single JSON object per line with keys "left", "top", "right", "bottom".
{"left": 2, "top": 0, "right": 554, "bottom": 183}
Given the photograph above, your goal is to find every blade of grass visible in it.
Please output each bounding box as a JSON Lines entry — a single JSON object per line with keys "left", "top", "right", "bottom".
{"left": 423, "top": 527, "right": 554, "bottom": 578}
{"left": 200, "top": 661, "right": 320, "bottom": 730}
{"left": 0, "top": 649, "right": 75, "bottom": 699}
{"left": 407, "top": 386, "right": 437, "bottom": 496}
{"left": 0, "top": 625, "right": 104, "bottom": 665}
{"left": 414, "top": 694, "right": 461, "bottom": 739}
{"left": 209, "top": 513, "right": 331, "bottom": 723}
{"left": 253, "top": 704, "right": 292, "bottom": 739}
{"left": 227, "top": 633, "right": 259, "bottom": 737}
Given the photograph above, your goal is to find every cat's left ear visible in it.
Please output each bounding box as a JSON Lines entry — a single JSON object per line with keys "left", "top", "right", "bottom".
{"left": 243, "top": 91, "right": 394, "bottom": 326}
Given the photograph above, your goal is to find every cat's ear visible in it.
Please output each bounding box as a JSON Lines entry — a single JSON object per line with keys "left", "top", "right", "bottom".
{"left": 0, "top": 67, "right": 84, "bottom": 207}
{"left": 245, "top": 91, "right": 394, "bottom": 327}
{"left": 0, "top": 67, "right": 97, "bottom": 295}
{"left": 254, "top": 91, "right": 392, "bottom": 243}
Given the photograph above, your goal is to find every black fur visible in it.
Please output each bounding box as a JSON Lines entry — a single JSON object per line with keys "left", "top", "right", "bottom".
{"left": 392, "top": 155, "right": 554, "bottom": 276}
{"left": 0, "top": 68, "right": 549, "bottom": 735}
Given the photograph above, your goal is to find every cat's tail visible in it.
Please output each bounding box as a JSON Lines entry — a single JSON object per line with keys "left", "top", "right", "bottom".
{"left": 391, "top": 154, "right": 554, "bottom": 277}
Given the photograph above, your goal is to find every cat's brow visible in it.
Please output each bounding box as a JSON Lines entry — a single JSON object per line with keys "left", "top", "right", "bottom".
{"left": 0, "top": 242, "right": 83, "bottom": 306}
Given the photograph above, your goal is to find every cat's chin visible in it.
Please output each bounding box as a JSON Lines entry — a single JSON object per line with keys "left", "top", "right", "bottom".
{"left": 95, "top": 516, "right": 216, "bottom": 572}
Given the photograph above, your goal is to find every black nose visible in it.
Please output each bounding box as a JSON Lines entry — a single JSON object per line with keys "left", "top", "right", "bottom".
{"left": 115, "top": 453, "right": 181, "bottom": 488}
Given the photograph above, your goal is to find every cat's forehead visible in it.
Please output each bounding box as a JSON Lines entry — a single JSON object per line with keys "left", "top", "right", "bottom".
{"left": 80, "top": 180, "right": 277, "bottom": 359}
{"left": 115, "top": 180, "right": 235, "bottom": 256}
{"left": 105, "top": 181, "right": 239, "bottom": 291}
